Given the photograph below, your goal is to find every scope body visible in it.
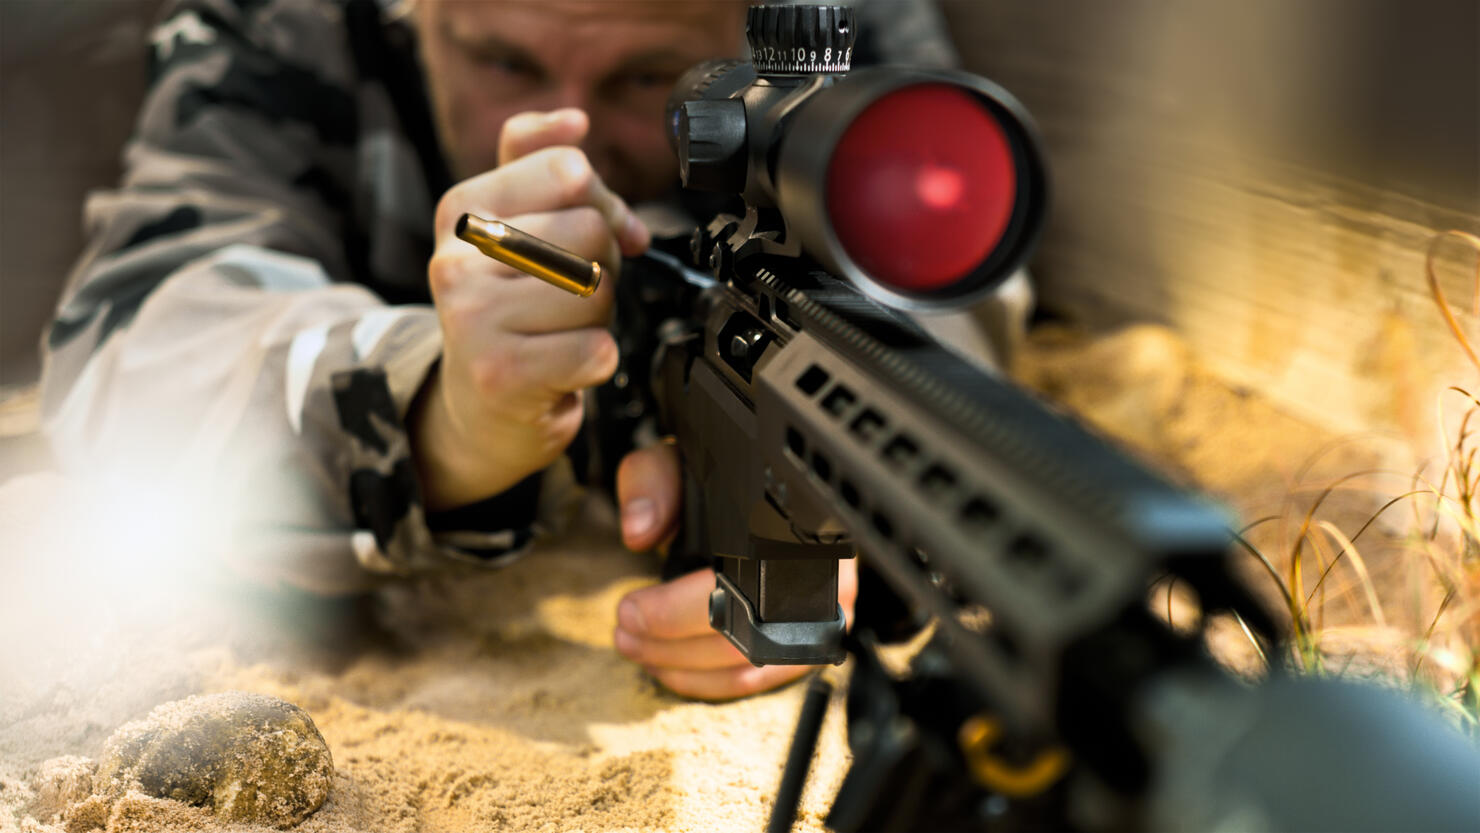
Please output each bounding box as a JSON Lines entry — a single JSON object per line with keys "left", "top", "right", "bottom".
{"left": 668, "top": 53, "right": 1047, "bottom": 311}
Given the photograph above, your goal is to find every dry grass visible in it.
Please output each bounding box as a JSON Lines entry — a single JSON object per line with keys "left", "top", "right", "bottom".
{"left": 1224, "top": 230, "right": 1480, "bottom": 730}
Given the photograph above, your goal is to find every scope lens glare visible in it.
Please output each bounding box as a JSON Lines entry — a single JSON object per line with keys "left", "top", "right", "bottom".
{"left": 825, "top": 84, "right": 1017, "bottom": 294}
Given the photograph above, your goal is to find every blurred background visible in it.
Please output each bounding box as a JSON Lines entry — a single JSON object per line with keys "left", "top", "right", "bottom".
{"left": 949, "top": 0, "right": 1479, "bottom": 448}
{"left": 2, "top": 0, "right": 1477, "bottom": 443}
{"left": 1, "top": 0, "right": 157, "bottom": 387}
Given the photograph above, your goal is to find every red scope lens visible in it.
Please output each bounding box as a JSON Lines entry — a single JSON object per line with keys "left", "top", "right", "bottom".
{"left": 825, "top": 84, "right": 1018, "bottom": 294}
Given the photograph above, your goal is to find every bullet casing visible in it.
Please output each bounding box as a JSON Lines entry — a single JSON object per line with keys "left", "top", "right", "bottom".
{"left": 455, "top": 213, "right": 602, "bottom": 297}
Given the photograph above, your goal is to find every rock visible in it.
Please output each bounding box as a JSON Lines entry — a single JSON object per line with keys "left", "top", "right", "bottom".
{"left": 99, "top": 691, "right": 332, "bottom": 828}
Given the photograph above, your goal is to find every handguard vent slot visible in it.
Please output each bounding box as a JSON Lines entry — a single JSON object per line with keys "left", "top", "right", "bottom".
{"left": 961, "top": 496, "right": 1001, "bottom": 532}
{"left": 811, "top": 450, "right": 833, "bottom": 482}
{"left": 1005, "top": 533, "right": 1087, "bottom": 601}
{"left": 920, "top": 464, "right": 958, "bottom": 501}
{"left": 822, "top": 385, "right": 857, "bottom": 417}
{"left": 1006, "top": 534, "right": 1048, "bottom": 570}
{"left": 872, "top": 511, "right": 895, "bottom": 539}
{"left": 796, "top": 364, "right": 829, "bottom": 395}
{"left": 850, "top": 408, "right": 886, "bottom": 443}
{"left": 840, "top": 479, "right": 861, "bottom": 508}
{"left": 786, "top": 426, "right": 806, "bottom": 459}
{"left": 882, "top": 434, "right": 920, "bottom": 469}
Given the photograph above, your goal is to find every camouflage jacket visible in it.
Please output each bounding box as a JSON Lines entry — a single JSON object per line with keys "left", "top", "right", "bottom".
{"left": 40, "top": 0, "right": 966, "bottom": 593}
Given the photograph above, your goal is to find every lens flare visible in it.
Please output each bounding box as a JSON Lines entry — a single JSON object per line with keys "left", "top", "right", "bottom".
{"left": 914, "top": 164, "right": 966, "bottom": 211}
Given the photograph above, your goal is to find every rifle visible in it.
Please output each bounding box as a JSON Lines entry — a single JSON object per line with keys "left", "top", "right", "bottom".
{"left": 488, "top": 4, "right": 1479, "bottom": 830}
{"left": 631, "top": 5, "right": 1480, "bottom": 831}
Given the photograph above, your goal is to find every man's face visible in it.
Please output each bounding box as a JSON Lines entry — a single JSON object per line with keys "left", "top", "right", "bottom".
{"left": 416, "top": 0, "right": 748, "bottom": 202}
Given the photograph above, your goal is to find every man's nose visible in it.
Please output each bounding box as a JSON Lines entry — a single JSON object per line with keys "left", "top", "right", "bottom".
{"left": 553, "top": 83, "right": 594, "bottom": 117}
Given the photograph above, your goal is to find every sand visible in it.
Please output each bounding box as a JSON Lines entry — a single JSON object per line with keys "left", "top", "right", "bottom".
{"left": 0, "top": 480, "right": 852, "bottom": 833}
{"left": 0, "top": 323, "right": 1458, "bottom": 832}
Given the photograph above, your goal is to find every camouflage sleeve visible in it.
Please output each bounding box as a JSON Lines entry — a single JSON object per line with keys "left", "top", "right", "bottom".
{"left": 40, "top": 0, "right": 566, "bottom": 593}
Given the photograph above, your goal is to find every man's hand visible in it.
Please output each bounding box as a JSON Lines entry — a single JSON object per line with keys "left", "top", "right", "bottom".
{"left": 412, "top": 109, "right": 650, "bottom": 510}
{"left": 613, "top": 444, "right": 860, "bottom": 701}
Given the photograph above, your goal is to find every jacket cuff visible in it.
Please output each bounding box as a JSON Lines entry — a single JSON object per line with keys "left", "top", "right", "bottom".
{"left": 327, "top": 310, "right": 553, "bottom": 574}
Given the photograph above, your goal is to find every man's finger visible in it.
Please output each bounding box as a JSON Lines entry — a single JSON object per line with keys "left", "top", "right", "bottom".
{"left": 839, "top": 556, "right": 859, "bottom": 619}
{"left": 464, "top": 329, "right": 615, "bottom": 418}
{"left": 613, "top": 628, "right": 747, "bottom": 671}
{"left": 616, "top": 444, "right": 681, "bottom": 551}
{"left": 430, "top": 255, "right": 610, "bottom": 344}
{"left": 645, "top": 663, "right": 812, "bottom": 702}
{"left": 440, "top": 147, "right": 650, "bottom": 255}
{"left": 616, "top": 568, "right": 715, "bottom": 641}
{"left": 493, "top": 274, "right": 615, "bottom": 334}
{"left": 498, "top": 108, "right": 588, "bottom": 167}
{"left": 512, "top": 328, "right": 621, "bottom": 396}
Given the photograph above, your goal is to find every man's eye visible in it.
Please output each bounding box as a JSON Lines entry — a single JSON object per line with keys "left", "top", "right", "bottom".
{"left": 620, "top": 71, "right": 673, "bottom": 91}
{"left": 474, "top": 54, "right": 539, "bottom": 79}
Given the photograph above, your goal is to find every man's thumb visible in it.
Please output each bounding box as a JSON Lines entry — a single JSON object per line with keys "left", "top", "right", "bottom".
{"left": 616, "top": 443, "right": 681, "bottom": 551}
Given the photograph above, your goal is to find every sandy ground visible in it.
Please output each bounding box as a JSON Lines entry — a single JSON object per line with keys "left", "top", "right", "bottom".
{"left": 0, "top": 323, "right": 1456, "bottom": 832}
{"left": 0, "top": 482, "right": 854, "bottom": 833}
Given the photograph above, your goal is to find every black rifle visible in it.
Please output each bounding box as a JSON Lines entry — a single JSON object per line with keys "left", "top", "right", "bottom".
{"left": 601, "top": 5, "right": 1480, "bottom": 831}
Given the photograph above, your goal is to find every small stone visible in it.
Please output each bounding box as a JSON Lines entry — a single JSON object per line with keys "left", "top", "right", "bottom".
{"left": 99, "top": 691, "right": 333, "bottom": 828}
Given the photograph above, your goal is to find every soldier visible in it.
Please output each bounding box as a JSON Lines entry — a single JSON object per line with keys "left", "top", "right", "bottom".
{"left": 42, "top": 0, "right": 961, "bottom": 700}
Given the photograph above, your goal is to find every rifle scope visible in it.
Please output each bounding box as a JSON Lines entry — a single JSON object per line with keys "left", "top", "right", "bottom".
{"left": 666, "top": 4, "right": 1047, "bottom": 312}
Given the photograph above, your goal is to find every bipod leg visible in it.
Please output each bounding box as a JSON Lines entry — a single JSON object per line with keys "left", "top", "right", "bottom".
{"left": 766, "top": 673, "right": 834, "bottom": 833}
